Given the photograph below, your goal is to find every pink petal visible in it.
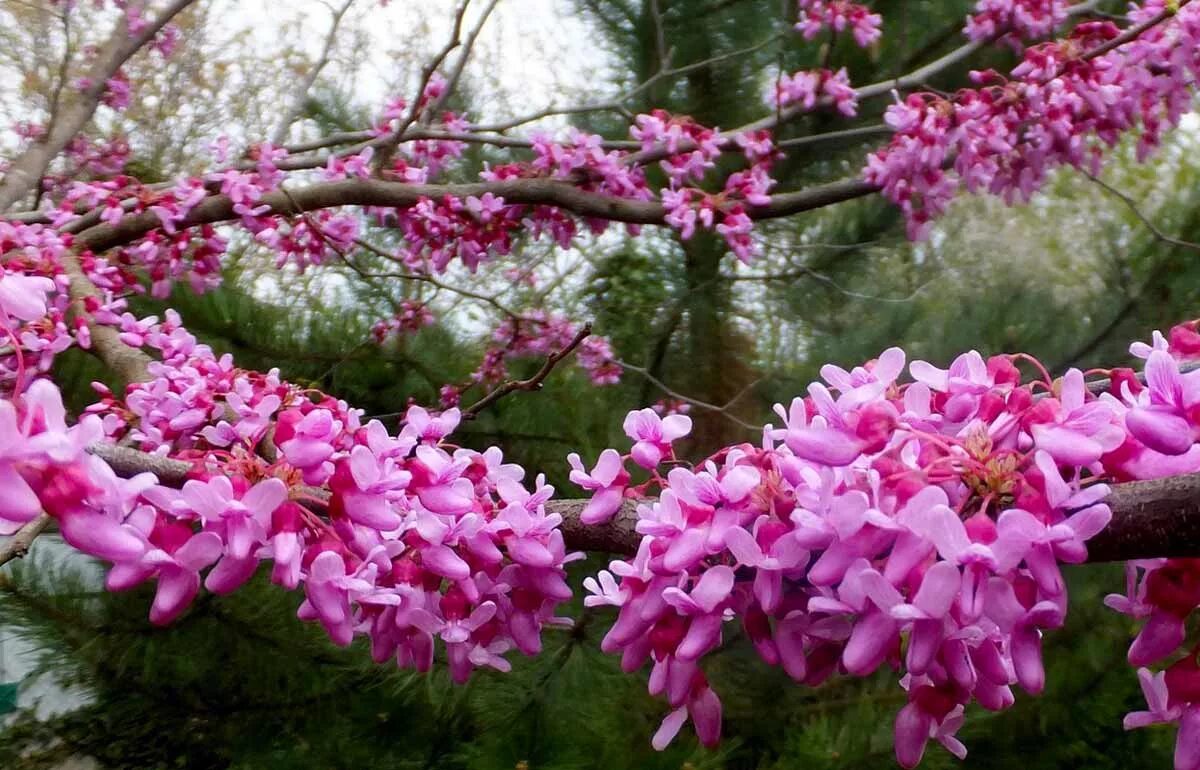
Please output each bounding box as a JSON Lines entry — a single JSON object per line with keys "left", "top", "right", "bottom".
{"left": 720, "top": 465, "right": 760, "bottom": 502}
{"left": 631, "top": 442, "right": 664, "bottom": 469}
{"left": 1032, "top": 424, "right": 1103, "bottom": 466}
{"left": 898, "top": 501, "right": 970, "bottom": 563}
{"left": 1012, "top": 625, "right": 1045, "bottom": 695}
{"left": 0, "top": 465, "right": 41, "bottom": 523}
{"left": 506, "top": 536, "right": 555, "bottom": 567}
{"left": 690, "top": 687, "right": 722, "bottom": 747}
{"left": 912, "top": 561, "right": 961, "bottom": 618}
{"left": 622, "top": 409, "right": 659, "bottom": 442}
{"left": 1126, "top": 407, "right": 1194, "bottom": 456}
{"left": 690, "top": 565, "right": 735, "bottom": 613}
{"left": 842, "top": 610, "right": 896, "bottom": 675}
{"left": 660, "top": 414, "right": 693, "bottom": 442}
{"left": 859, "top": 569, "right": 904, "bottom": 611}
{"left": 724, "top": 526, "right": 765, "bottom": 567}
{"left": 591, "top": 449, "right": 625, "bottom": 486}
{"left": 59, "top": 512, "right": 145, "bottom": 562}
{"left": 205, "top": 554, "right": 258, "bottom": 594}
{"left": 344, "top": 491, "right": 402, "bottom": 530}
{"left": 421, "top": 544, "right": 471, "bottom": 580}
{"left": 174, "top": 531, "right": 224, "bottom": 570}
{"left": 243, "top": 478, "right": 287, "bottom": 518}
{"left": 416, "top": 483, "right": 473, "bottom": 514}
{"left": 894, "top": 702, "right": 932, "bottom": 769}
{"left": 651, "top": 707, "right": 688, "bottom": 751}
{"left": 1177, "top": 707, "right": 1200, "bottom": 770}
{"left": 149, "top": 568, "right": 200, "bottom": 625}
{"left": 676, "top": 613, "right": 723, "bottom": 661}
{"left": 663, "top": 528, "right": 707, "bottom": 572}
{"left": 580, "top": 487, "right": 624, "bottom": 525}
{"left": 784, "top": 427, "right": 863, "bottom": 466}
{"left": 1129, "top": 610, "right": 1186, "bottom": 666}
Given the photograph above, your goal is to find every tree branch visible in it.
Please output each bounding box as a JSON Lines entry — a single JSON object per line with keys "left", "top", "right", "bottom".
{"left": 71, "top": 176, "right": 881, "bottom": 255}
{"left": 0, "top": 514, "right": 53, "bottom": 568}
{"left": 77, "top": 443, "right": 1200, "bottom": 562}
{"left": 0, "top": 0, "right": 199, "bottom": 213}
{"left": 269, "top": 0, "right": 358, "bottom": 146}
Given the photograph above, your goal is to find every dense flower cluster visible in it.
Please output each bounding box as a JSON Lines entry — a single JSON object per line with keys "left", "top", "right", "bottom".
{"left": 867, "top": 1, "right": 1200, "bottom": 239}
{"left": 573, "top": 323, "right": 1200, "bottom": 766}
{"left": 2, "top": 299, "right": 580, "bottom": 681}
{"left": 773, "top": 68, "right": 858, "bottom": 117}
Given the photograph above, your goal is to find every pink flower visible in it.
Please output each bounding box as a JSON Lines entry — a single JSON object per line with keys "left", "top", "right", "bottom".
{"left": 299, "top": 550, "right": 376, "bottom": 646}
{"left": 623, "top": 408, "right": 692, "bottom": 469}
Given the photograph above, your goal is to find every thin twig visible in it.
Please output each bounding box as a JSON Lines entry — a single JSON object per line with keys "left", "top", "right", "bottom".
{"left": 1084, "top": 171, "right": 1200, "bottom": 254}
{"left": 0, "top": 513, "right": 53, "bottom": 568}
{"left": 423, "top": 0, "right": 502, "bottom": 121}
{"left": 349, "top": 237, "right": 526, "bottom": 319}
{"left": 614, "top": 360, "right": 761, "bottom": 431}
{"left": 270, "top": 0, "right": 358, "bottom": 145}
{"left": 463, "top": 323, "right": 592, "bottom": 417}
{"left": 385, "top": 0, "right": 472, "bottom": 151}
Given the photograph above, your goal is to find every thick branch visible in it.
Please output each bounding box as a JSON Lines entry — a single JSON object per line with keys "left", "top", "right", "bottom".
{"left": 1086, "top": 475, "right": 1200, "bottom": 561}
{"left": 0, "top": 0, "right": 198, "bottom": 213}
{"left": 60, "top": 251, "right": 155, "bottom": 384}
{"left": 72, "top": 176, "right": 880, "bottom": 254}
{"left": 83, "top": 444, "right": 1200, "bottom": 563}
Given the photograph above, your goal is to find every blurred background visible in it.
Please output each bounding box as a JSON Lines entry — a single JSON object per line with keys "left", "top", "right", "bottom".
{"left": 0, "top": 0, "right": 1196, "bottom": 767}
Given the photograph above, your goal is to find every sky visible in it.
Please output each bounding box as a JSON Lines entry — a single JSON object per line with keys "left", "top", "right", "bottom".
{"left": 229, "top": 0, "right": 617, "bottom": 137}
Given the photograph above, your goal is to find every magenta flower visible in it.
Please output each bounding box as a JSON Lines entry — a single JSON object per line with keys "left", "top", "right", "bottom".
{"left": 1124, "top": 668, "right": 1183, "bottom": 729}
{"left": 1124, "top": 350, "right": 1200, "bottom": 455}
{"left": 661, "top": 565, "right": 735, "bottom": 661}
{"left": 299, "top": 550, "right": 375, "bottom": 646}
{"left": 329, "top": 445, "right": 408, "bottom": 530}
{"left": 0, "top": 272, "right": 55, "bottom": 330}
{"left": 894, "top": 687, "right": 967, "bottom": 769}
{"left": 401, "top": 404, "right": 461, "bottom": 443}
{"left": 567, "top": 449, "right": 629, "bottom": 524}
{"left": 140, "top": 532, "right": 224, "bottom": 625}
{"left": 409, "top": 445, "right": 475, "bottom": 514}
{"left": 179, "top": 475, "right": 286, "bottom": 593}
{"left": 985, "top": 575, "right": 1063, "bottom": 694}
{"left": 1030, "top": 369, "right": 1124, "bottom": 466}
{"left": 623, "top": 408, "right": 692, "bottom": 469}
{"left": 651, "top": 672, "right": 722, "bottom": 750}
{"left": 278, "top": 408, "right": 341, "bottom": 481}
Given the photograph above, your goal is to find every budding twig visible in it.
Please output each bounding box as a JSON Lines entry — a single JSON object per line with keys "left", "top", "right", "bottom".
{"left": 463, "top": 323, "right": 593, "bottom": 418}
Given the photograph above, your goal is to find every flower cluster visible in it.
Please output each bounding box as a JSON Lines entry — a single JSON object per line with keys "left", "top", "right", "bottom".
{"left": 796, "top": 0, "right": 883, "bottom": 47}
{"left": 638, "top": 112, "right": 781, "bottom": 262}
{"left": 485, "top": 312, "right": 620, "bottom": 387}
{"left": 7, "top": 292, "right": 582, "bottom": 681}
{"left": 866, "top": 2, "right": 1200, "bottom": 239}
{"left": 965, "top": 0, "right": 1069, "bottom": 45}
{"left": 773, "top": 68, "right": 858, "bottom": 117}
{"left": 0, "top": 379, "right": 155, "bottom": 563}
{"left": 571, "top": 329, "right": 1200, "bottom": 765}
{"left": 371, "top": 300, "right": 436, "bottom": 342}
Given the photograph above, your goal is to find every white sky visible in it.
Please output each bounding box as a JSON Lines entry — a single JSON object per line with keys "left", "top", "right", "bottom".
{"left": 230, "top": 0, "right": 616, "bottom": 135}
